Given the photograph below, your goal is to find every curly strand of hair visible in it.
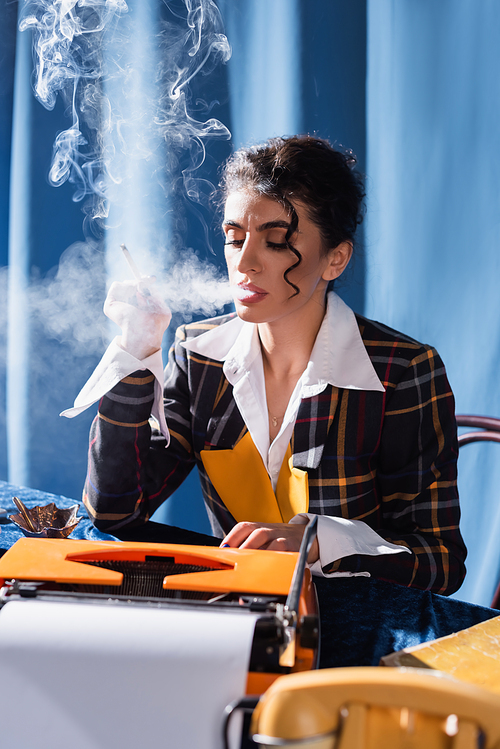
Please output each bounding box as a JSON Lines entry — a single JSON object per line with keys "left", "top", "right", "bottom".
{"left": 282, "top": 199, "right": 301, "bottom": 298}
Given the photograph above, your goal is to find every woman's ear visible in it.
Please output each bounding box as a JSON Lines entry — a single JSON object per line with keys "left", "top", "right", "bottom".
{"left": 322, "top": 241, "right": 353, "bottom": 281}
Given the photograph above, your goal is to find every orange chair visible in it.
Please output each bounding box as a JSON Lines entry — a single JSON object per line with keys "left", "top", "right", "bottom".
{"left": 250, "top": 667, "right": 500, "bottom": 749}
{"left": 456, "top": 415, "right": 500, "bottom": 608}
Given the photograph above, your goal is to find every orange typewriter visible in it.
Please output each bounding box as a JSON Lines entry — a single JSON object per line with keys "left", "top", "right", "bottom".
{"left": 0, "top": 517, "right": 319, "bottom": 749}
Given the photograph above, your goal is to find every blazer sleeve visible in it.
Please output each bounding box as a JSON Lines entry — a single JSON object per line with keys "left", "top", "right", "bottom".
{"left": 334, "top": 346, "right": 467, "bottom": 595}
{"left": 83, "top": 329, "right": 195, "bottom": 532}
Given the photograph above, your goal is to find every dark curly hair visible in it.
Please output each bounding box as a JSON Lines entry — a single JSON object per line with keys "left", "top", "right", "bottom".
{"left": 220, "top": 135, "right": 365, "bottom": 296}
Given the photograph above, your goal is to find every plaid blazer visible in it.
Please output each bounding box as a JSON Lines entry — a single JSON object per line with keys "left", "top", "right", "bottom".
{"left": 85, "top": 311, "right": 466, "bottom": 595}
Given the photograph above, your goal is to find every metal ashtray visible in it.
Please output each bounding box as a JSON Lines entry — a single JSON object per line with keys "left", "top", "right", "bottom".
{"left": 9, "top": 496, "right": 81, "bottom": 538}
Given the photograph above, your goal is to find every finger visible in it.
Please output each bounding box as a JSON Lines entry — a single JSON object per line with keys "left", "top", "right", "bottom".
{"left": 104, "top": 281, "right": 137, "bottom": 312}
{"left": 137, "top": 276, "right": 156, "bottom": 298}
{"left": 220, "top": 522, "right": 261, "bottom": 548}
{"left": 138, "top": 274, "right": 156, "bottom": 288}
{"left": 104, "top": 281, "right": 171, "bottom": 321}
{"left": 106, "top": 280, "right": 138, "bottom": 300}
{"left": 266, "top": 537, "right": 292, "bottom": 552}
{"left": 221, "top": 522, "right": 282, "bottom": 549}
{"left": 135, "top": 282, "right": 171, "bottom": 318}
{"left": 237, "top": 527, "right": 284, "bottom": 550}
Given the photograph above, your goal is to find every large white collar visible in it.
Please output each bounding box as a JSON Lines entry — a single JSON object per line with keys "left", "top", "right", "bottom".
{"left": 182, "top": 292, "right": 385, "bottom": 393}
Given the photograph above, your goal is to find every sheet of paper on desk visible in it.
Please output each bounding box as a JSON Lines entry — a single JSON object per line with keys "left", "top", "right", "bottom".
{"left": 0, "top": 598, "right": 259, "bottom": 749}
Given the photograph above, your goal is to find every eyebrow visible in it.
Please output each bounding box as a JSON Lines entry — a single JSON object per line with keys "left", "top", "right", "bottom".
{"left": 223, "top": 219, "right": 291, "bottom": 232}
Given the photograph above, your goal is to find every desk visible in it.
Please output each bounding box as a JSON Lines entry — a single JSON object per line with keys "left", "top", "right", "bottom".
{"left": 1, "top": 479, "right": 499, "bottom": 670}
{"left": 381, "top": 615, "right": 500, "bottom": 695}
{"left": 0, "top": 480, "right": 114, "bottom": 549}
{"left": 0, "top": 480, "right": 219, "bottom": 550}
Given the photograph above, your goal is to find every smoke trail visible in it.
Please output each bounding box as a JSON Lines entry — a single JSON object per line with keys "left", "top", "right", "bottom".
{"left": 155, "top": 248, "right": 232, "bottom": 319}
{"left": 21, "top": 0, "right": 232, "bottom": 224}
{"left": 25, "top": 241, "right": 231, "bottom": 362}
{"left": 20, "top": 0, "right": 128, "bottom": 219}
{"left": 155, "top": 0, "right": 231, "bottom": 207}
{"left": 28, "top": 241, "right": 108, "bottom": 356}
{"left": 3, "top": 0, "right": 235, "bottom": 499}
{"left": 16, "top": 0, "right": 233, "bottom": 357}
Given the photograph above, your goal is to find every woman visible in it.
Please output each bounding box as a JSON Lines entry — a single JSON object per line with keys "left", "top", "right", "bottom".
{"left": 70, "top": 136, "right": 494, "bottom": 666}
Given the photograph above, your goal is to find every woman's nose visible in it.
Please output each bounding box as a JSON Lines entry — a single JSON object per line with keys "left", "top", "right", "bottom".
{"left": 235, "top": 234, "right": 262, "bottom": 274}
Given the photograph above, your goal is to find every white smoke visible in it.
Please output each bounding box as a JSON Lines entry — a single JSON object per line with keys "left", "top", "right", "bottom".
{"left": 155, "top": 0, "right": 231, "bottom": 207}
{"left": 25, "top": 242, "right": 231, "bottom": 361}
{"left": 15, "top": 0, "right": 234, "bottom": 356}
{"left": 20, "top": 0, "right": 128, "bottom": 218}
{"left": 155, "top": 248, "right": 232, "bottom": 320}
{"left": 20, "top": 0, "right": 231, "bottom": 220}
{"left": 29, "top": 241, "right": 108, "bottom": 356}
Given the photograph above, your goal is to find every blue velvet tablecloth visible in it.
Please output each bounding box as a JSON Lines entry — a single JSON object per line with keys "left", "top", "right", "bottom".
{"left": 1, "top": 479, "right": 498, "bottom": 668}
{"left": 0, "top": 480, "right": 115, "bottom": 547}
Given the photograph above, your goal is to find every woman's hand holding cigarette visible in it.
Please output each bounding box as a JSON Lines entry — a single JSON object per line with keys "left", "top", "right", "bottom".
{"left": 104, "top": 279, "right": 172, "bottom": 360}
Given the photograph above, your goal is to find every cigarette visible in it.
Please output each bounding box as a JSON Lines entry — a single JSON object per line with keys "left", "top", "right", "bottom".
{"left": 121, "top": 243, "right": 143, "bottom": 281}
{"left": 121, "top": 244, "right": 151, "bottom": 297}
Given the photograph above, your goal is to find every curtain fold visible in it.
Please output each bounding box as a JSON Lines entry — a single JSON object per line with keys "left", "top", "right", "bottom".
{"left": 0, "top": 2, "right": 20, "bottom": 480}
{"left": 366, "top": 0, "right": 500, "bottom": 605}
{"left": 221, "top": 0, "right": 302, "bottom": 147}
{"left": 7, "top": 13, "right": 34, "bottom": 487}
{"left": 4, "top": 2, "right": 95, "bottom": 498}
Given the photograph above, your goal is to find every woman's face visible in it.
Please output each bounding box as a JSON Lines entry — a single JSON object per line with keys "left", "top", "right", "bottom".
{"left": 223, "top": 190, "right": 343, "bottom": 326}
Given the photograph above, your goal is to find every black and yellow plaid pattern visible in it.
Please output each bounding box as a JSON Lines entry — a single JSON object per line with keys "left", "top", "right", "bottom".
{"left": 84, "top": 311, "right": 466, "bottom": 595}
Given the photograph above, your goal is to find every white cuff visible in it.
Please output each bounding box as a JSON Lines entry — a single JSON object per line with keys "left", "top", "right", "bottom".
{"left": 289, "top": 513, "right": 411, "bottom": 578}
{"left": 60, "top": 337, "right": 169, "bottom": 443}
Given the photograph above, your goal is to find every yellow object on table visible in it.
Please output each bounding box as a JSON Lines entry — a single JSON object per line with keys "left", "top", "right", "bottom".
{"left": 381, "top": 615, "right": 500, "bottom": 696}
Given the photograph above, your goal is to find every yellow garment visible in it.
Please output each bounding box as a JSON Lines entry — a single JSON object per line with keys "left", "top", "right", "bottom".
{"left": 200, "top": 431, "right": 308, "bottom": 524}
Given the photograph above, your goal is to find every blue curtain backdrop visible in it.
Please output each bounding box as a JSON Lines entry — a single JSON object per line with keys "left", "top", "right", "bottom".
{"left": 366, "top": 0, "right": 500, "bottom": 605}
{"left": 0, "top": 0, "right": 498, "bottom": 606}
{"left": 1, "top": 0, "right": 96, "bottom": 499}
{"left": 0, "top": 1, "right": 17, "bottom": 482}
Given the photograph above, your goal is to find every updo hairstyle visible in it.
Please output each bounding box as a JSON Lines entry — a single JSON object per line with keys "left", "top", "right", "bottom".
{"left": 220, "top": 135, "right": 365, "bottom": 295}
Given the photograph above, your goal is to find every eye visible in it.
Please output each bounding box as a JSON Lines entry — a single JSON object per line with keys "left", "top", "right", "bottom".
{"left": 223, "top": 227, "right": 244, "bottom": 247}
{"left": 267, "top": 241, "right": 289, "bottom": 250}
{"left": 266, "top": 229, "right": 289, "bottom": 251}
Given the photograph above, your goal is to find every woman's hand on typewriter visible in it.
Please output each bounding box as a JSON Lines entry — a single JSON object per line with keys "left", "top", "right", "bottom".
{"left": 104, "top": 279, "right": 172, "bottom": 360}
{"left": 220, "top": 521, "right": 319, "bottom": 564}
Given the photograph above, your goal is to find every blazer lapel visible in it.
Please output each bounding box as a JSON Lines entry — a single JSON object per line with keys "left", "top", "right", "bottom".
{"left": 291, "top": 385, "right": 339, "bottom": 470}
{"left": 203, "top": 375, "right": 247, "bottom": 451}
{"left": 201, "top": 379, "right": 338, "bottom": 519}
